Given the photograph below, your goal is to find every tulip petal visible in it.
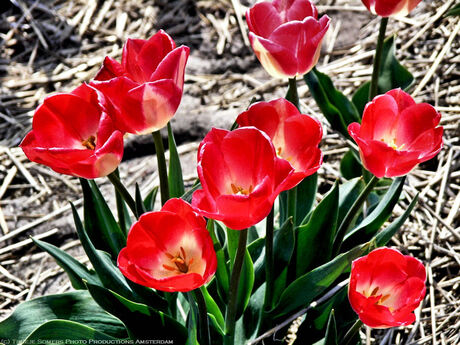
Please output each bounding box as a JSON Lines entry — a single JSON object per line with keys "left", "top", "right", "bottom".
{"left": 396, "top": 103, "right": 441, "bottom": 145}
{"left": 94, "top": 56, "right": 125, "bottom": 81}
{"left": 150, "top": 46, "right": 190, "bottom": 91}
{"left": 246, "top": 2, "right": 283, "bottom": 38}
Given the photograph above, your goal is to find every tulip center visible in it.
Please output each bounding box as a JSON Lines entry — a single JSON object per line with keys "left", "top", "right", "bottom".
{"left": 380, "top": 137, "right": 405, "bottom": 151}
{"left": 82, "top": 135, "right": 96, "bottom": 150}
{"left": 363, "top": 286, "right": 393, "bottom": 310}
{"left": 276, "top": 147, "right": 293, "bottom": 163}
{"left": 163, "top": 246, "right": 194, "bottom": 274}
{"left": 231, "top": 183, "right": 254, "bottom": 196}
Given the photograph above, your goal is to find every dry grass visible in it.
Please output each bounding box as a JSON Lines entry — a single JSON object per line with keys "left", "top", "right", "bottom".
{"left": 0, "top": 0, "right": 458, "bottom": 344}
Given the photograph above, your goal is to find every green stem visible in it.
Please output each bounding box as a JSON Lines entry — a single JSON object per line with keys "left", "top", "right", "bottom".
{"left": 369, "top": 17, "right": 389, "bottom": 100}
{"left": 107, "top": 171, "right": 137, "bottom": 217}
{"left": 333, "top": 175, "right": 379, "bottom": 255}
{"left": 263, "top": 207, "right": 275, "bottom": 310}
{"left": 152, "top": 130, "right": 170, "bottom": 205}
{"left": 342, "top": 319, "right": 363, "bottom": 345}
{"left": 286, "top": 77, "right": 300, "bottom": 109}
{"left": 113, "top": 168, "right": 128, "bottom": 234}
{"left": 224, "top": 228, "right": 248, "bottom": 345}
{"left": 287, "top": 187, "right": 297, "bottom": 226}
{"left": 194, "top": 288, "right": 210, "bottom": 345}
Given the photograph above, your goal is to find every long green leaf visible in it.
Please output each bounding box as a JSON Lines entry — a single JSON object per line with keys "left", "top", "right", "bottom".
{"left": 23, "top": 320, "right": 117, "bottom": 343}
{"left": 296, "top": 173, "right": 318, "bottom": 226}
{"left": 296, "top": 182, "right": 339, "bottom": 277}
{"left": 168, "top": 122, "right": 185, "bottom": 198}
{"left": 32, "top": 238, "right": 101, "bottom": 290}
{"left": 80, "top": 179, "right": 126, "bottom": 259}
{"left": 201, "top": 286, "right": 225, "bottom": 334}
{"left": 85, "top": 282, "right": 187, "bottom": 341}
{"left": 304, "top": 68, "right": 360, "bottom": 138}
{"left": 446, "top": 3, "right": 460, "bottom": 16}
{"left": 269, "top": 243, "right": 369, "bottom": 318}
{"left": 338, "top": 177, "right": 365, "bottom": 226}
{"left": 208, "top": 220, "right": 230, "bottom": 301}
{"left": 0, "top": 291, "right": 127, "bottom": 340}
{"left": 236, "top": 249, "right": 255, "bottom": 320}
{"left": 342, "top": 176, "right": 405, "bottom": 250}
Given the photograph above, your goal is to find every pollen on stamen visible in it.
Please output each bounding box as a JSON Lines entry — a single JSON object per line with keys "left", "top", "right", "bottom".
{"left": 163, "top": 264, "right": 176, "bottom": 271}
{"left": 82, "top": 135, "right": 96, "bottom": 150}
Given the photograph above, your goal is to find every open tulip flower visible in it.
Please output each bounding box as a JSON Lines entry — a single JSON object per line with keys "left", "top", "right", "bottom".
{"left": 192, "top": 127, "right": 296, "bottom": 230}
{"left": 20, "top": 84, "right": 124, "bottom": 179}
{"left": 117, "top": 198, "right": 217, "bottom": 292}
{"left": 348, "top": 89, "right": 443, "bottom": 178}
{"left": 361, "top": 0, "right": 422, "bottom": 17}
{"left": 246, "top": 0, "right": 330, "bottom": 79}
{"left": 91, "top": 30, "right": 189, "bottom": 135}
{"left": 348, "top": 247, "right": 426, "bottom": 328}
{"left": 236, "top": 98, "right": 322, "bottom": 186}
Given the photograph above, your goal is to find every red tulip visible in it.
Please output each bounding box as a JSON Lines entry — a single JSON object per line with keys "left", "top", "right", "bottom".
{"left": 236, "top": 98, "right": 322, "bottom": 186}
{"left": 246, "top": 0, "right": 330, "bottom": 78}
{"left": 192, "top": 127, "right": 295, "bottom": 230}
{"left": 361, "top": 0, "right": 422, "bottom": 17}
{"left": 348, "top": 89, "right": 443, "bottom": 178}
{"left": 117, "top": 198, "right": 217, "bottom": 292}
{"left": 91, "top": 30, "right": 189, "bottom": 134}
{"left": 20, "top": 84, "right": 124, "bottom": 179}
{"left": 348, "top": 247, "right": 426, "bottom": 328}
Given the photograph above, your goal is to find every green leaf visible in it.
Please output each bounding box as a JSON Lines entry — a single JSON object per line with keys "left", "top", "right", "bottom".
{"left": 248, "top": 237, "right": 266, "bottom": 291}
{"left": 296, "top": 173, "right": 318, "bottom": 226}
{"left": 269, "top": 243, "right": 369, "bottom": 318}
{"left": 182, "top": 181, "right": 201, "bottom": 204}
{"left": 296, "top": 182, "right": 339, "bottom": 277}
{"left": 236, "top": 249, "right": 255, "bottom": 319}
{"left": 342, "top": 176, "right": 405, "bottom": 251}
{"left": 324, "top": 310, "right": 338, "bottom": 345}
{"left": 143, "top": 186, "right": 159, "bottom": 212}
{"left": 208, "top": 220, "right": 230, "bottom": 301}
{"left": 135, "top": 183, "right": 147, "bottom": 216}
{"left": 32, "top": 238, "right": 101, "bottom": 290}
{"left": 445, "top": 2, "right": 460, "bottom": 17}
{"left": 168, "top": 122, "right": 185, "bottom": 198}
{"left": 85, "top": 282, "right": 187, "bottom": 341}
{"left": 274, "top": 218, "right": 295, "bottom": 278}
{"left": 23, "top": 320, "right": 117, "bottom": 343}
{"left": 375, "top": 194, "right": 418, "bottom": 247}
{"left": 340, "top": 150, "right": 362, "bottom": 180}
{"left": 304, "top": 68, "right": 360, "bottom": 138}
{"left": 186, "top": 292, "right": 199, "bottom": 345}
{"left": 201, "top": 286, "right": 225, "bottom": 334}
{"left": 0, "top": 291, "right": 127, "bottom": 340}
{"left": 113, "top": 169, "right": 131, "bottom": 235}
{"left": 80, "top": 179, "right": 126, "bottom": 259}
{"left": 352, "top": 35, "right": 414, "bottom": 115}
{"left": 338, "top": 177, "right": 365, "bottom": 226}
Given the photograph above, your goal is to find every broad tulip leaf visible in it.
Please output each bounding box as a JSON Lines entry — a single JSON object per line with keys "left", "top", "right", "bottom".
{"left": 85, "top": 282, "right": 187, "bottom": 341}
{"left": 80, "top": 179, "right": 126, "bottom": 259}
{"left": 269, "top": 243, "right": 369, "bottom": 318}
{"left": 23, "top": 320, "right": 117, "bottom": 342}
{"left": 304, "top": 68, "right": 360, "bottom": 138}
{"left": 324, "top": 310, "right": 338, "bottom": 345}
{"left": 248, "top": 237, "right": 265, "bottom": 291}
{"left": 32, "top": 238, "right": 101, "bottom": 290}
{"left": 186, "top": 292, "right": 199, "bottom": 345}
{"left": 296, "top": 173, "right": 318, "bottom": 226}
{"left": 340, "top": 150, "right": 362, "bottom": 180}
{"left": 375, "top": 194, "right": 418, "bottom": 247}
{"left": 201, "top": 286, "right": 225, "bottom": 334}
{"left": 338, "top": 177, "right": 365, "bottom": 226}
{"left": 352, "top": 35, "right": 414, "bottom": 115}
{"left": 113, "top": 169, "right": 131, "bottom": 235}
{"left": 0, "top": 291, "right": 127, "bottom": 340}
{"left": 143, "top": 185, "right": 158, "bottom": 212}
{"left": 446, "top": 3, "right": 460, "bottom": 17}
{"left": 72, "top": 204, "right": 167, "bottom": 310}
{"left": 168, "top": 122, "right": 185, "bottom": 198}
{"left": 236, "top": 249, "right": 255, "bottom": 319}
{"left": 208, "top": 220, "right": 230, "bottom": 301}
{"left": 274, "top": 218, "right": 295, "bottom": 277}
{"left": 296, "top": 182, "right": 339, "bottom": 277}
{"left": 342, "top": 176, "right": 405, "bottom": 251}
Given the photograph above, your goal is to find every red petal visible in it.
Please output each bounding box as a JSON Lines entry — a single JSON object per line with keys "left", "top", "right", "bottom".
{"left": 150, "top": 46, "right": 190, "bottom": 91}
{"left": 121, "top": 38, "right": 147, "bottom": 83}
{"left": 94, "top": 56, "right": 125, "bottom": 81}
{"left": 246, "top": 2, "right": 283, "bottom": 38}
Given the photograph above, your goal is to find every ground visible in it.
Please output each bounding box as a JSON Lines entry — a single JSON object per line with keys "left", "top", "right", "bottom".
{"left": 0, "top": 0, "right": 459, "bottom": 344}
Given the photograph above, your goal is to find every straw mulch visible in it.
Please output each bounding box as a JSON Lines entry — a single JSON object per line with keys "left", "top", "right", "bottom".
{"left": 0, "top": 0, "right": 458, "bottom": 344}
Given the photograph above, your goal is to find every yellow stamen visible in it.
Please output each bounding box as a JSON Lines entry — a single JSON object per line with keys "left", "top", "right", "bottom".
{"left": 82, "top": 135, "right": 96, "bottom": 150}
{"left": 230, "top": 183, "right": 253, "bottom": 196}
{"left": 163, "top": 247, "right": 193, "bottom": 274}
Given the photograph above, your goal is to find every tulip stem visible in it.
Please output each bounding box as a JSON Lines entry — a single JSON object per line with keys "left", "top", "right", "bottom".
{"left": 224, "top": 228, "right": 248, "bottom": 345}
{"left": 342, "top": 319, "right": 363, "bottom": 345}
{"left": 287, "top": 187, "right": 297, "bottom": 226}
{"left": 286, "top": 77, "right": 300, "bottom": 109}
{"left": 152, "top": 130, "right": 170, "bottom": 205}
{"left": 107, "top": 172, "right": 137, "bottom": 218}
{"left": 369, "top": 17, "right": 389, "bottom": 100}
{"left": 194, "top": 288, "right": 211, "bottom": 345}
{"left": 263, "top": 207, "right": 275, "bottom": 310}
{"left": 333, "top": 175, "right": 379, "bottom": 255}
